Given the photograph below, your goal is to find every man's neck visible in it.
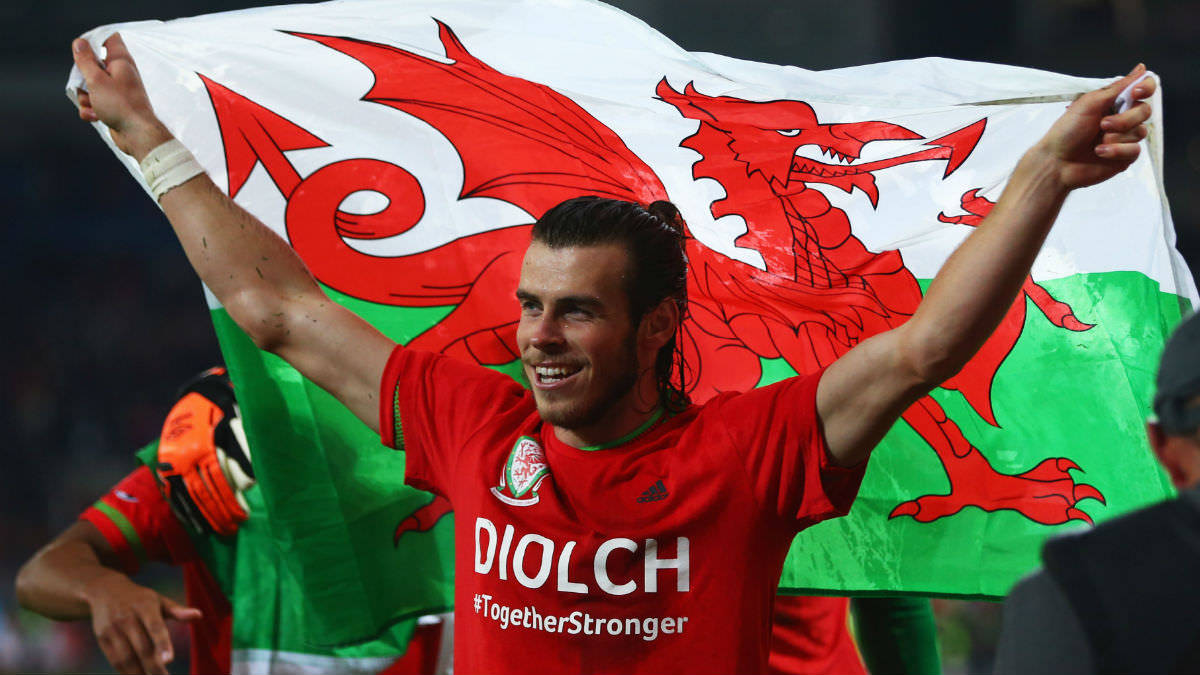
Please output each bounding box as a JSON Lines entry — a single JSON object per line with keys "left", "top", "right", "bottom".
{"left": 555, "top": 406, "right": 665, "bottom": 450}
{"left": 553, "top": 382, "right": 663, "bottom": 449}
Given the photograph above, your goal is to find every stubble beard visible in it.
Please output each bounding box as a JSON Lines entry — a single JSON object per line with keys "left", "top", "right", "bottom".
{"left": 536, "top": 334, "right": 640, "bottom": 431}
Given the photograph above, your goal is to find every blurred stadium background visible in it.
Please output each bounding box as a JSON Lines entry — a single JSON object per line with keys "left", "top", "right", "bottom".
{"left": 3, "top": 0, "right": 1198, "bottom": 672}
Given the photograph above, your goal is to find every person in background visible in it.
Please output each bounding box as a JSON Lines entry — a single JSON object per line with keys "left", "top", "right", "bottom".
{"left": 770, "top": 595, "right": 939, "bottom": 675}
{"left": 994, "top": 312, "right": 1200, "bottom": 675}
{"left": 15, "top": 367, "right": 444, "bottom": 675}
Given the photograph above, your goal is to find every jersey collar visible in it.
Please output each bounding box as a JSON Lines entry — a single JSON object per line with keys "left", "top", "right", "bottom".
{"left": 575, "top": 407, "right": 666, "bottom": 451}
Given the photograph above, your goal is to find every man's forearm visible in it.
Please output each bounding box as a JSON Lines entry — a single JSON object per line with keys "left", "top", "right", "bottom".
{"left": 16, "top": 539, "right": 125, "bottom": 620}
{"left": 155, "top": 165, "right": 324, "bottom": 351}
{"left": 901, "top": 147, "right": 1068, "bottom": 383}
{"left": 900, "top": 67, "right": 1154, "bottom": 385}
{"left": 151, "top": 162, "right": 394, "bottom": 428}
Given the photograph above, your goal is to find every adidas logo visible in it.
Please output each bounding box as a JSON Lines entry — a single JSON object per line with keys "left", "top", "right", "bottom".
{"left": 636, "top": 479, "right": 669, "bottom": 503}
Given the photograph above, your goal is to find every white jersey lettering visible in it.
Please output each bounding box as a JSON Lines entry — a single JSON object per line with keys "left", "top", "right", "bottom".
{"left": 644, "top": 537, "right": 690, "bottom": 592}
{"left": 513, "top": 533, "right": 554, "bottom": 588}
{"left": 473, "top": 517, "right": 691, "bottom": 596}
{"left": 594, "top": 538, "right": 638, "bottom": 596}
{"left": 557, "top": 540, "right": 588, "bottom": 593}
{"left": 497, "top": 523, "right": 515, "bottom": 581}
{"left": 475, "top": 518, "right": 497, "bottom": 574}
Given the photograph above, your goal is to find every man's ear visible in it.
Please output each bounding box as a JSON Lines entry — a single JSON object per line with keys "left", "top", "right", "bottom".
{"left": 1147, "top": 421, "right": 1168, "bottom": 461}
{"left": 639, "top": 299, "right": 680, "bottom": 352}
{"left": 1148, "top": 421, "right": 1189, "bottom": 489}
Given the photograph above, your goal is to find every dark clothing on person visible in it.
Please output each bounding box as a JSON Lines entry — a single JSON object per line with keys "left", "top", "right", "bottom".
{"left": 995, "top": 486, "right": 1200, "bottom": 675}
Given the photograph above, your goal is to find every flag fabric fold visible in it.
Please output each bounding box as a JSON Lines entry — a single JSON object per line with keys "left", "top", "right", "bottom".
{"left": 72, "top": 0, "right": 1195, "bottom": 646}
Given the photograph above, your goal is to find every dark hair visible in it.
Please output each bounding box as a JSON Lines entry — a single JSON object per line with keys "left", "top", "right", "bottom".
{"left": 1155, "top": 312, "right": 1200, "bottom": 436}
{"left": 531, "top": 196, "right": 690, "bottom": 411}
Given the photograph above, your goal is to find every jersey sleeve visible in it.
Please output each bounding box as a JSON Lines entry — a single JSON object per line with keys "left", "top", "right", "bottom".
{"left": 78, "top": 465, "right": 200, "bottom": 573}
{"left": 379, "top": 344, "right": 529, "bottom": 495}
{"left": 710, "top": 369, "right": 867, "bottom": 530}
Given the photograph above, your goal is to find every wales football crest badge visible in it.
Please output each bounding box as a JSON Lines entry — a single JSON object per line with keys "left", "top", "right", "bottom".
{"left": 491, "top": 436, "right": 550, "bottom": 506}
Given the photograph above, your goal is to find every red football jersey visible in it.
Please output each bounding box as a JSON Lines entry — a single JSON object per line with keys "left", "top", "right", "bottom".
{"left": 79, "top": 466, "right": 232, "bottom": 675}
{"left": 380, "top": 346, "right": 866, "bottom": 675}
{"left": 769, "top": 596, "right": 865, "bottom": 675}
{"left": 81, "top": 467, "right": 432, "bottom": 675}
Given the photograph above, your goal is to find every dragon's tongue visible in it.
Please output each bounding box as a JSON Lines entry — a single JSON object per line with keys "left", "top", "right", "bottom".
{"left": 790, "top": 144, "right": 953, "bottom": 183}
{"left": 850, "top": 146, "right": 949, "bottom": 172}
{"left": 833, "top": 119, "right": 986, "bottom": 176}
{"left": 793, "top": 118, "right": 986, "bottom": 180}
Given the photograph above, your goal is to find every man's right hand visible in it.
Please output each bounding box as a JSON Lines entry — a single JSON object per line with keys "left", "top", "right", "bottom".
{"left": 72, "top": 34, "right": 173, "bottom": 161}
{"left": 85, "top": 572, "right": 201, "bottom": 675}
{"left": 69, "top": 29, "right": 398, "bottom": 436}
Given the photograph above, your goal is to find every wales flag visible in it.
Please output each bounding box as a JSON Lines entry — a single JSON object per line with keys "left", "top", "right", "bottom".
{"left": 72, "top": 0, "right": 1196, "bottom": 645}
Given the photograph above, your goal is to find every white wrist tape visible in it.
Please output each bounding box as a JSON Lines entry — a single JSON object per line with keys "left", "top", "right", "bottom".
{"left": 139, "top": 139, "right": 205, "bottom": 202}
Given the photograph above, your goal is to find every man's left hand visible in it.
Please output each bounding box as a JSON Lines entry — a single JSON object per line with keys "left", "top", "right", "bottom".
{"left": 1032, "top": 64, "right": 1155, "bottom": 191}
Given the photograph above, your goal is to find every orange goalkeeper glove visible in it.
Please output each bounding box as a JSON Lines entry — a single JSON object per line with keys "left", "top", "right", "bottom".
{"left": 154, "top": 367, "right": 254, "bottom": 537}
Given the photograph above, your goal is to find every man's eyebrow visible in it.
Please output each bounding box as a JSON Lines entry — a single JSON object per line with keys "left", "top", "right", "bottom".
{"left": 515, "top": 290, "right": 604, "bottom": 309}
{"left": 555, "top": 294, "right": 604, "bottom": 308}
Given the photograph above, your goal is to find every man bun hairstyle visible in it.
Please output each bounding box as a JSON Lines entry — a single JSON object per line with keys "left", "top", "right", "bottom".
{"left": 531, "top": 196, "right": 690, "bottom": 411}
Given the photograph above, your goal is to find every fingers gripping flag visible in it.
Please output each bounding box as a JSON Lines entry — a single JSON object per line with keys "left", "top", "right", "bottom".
{"left": 72, "top": 0, "right": 1195, "bottom": 645}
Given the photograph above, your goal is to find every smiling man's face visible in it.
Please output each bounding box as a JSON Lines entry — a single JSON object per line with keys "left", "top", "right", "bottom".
{"left": 516, "top": 241, "right": 651, "bottom": 438}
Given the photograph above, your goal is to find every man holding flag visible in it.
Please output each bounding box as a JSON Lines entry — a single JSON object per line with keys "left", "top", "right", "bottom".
{"left": 69, "top": 25, "right": 1154, "bottom": 675}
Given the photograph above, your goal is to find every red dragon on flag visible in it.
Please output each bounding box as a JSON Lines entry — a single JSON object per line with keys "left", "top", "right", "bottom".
{"left": 198, "top": 19, "right": 1105, "bottom": 532}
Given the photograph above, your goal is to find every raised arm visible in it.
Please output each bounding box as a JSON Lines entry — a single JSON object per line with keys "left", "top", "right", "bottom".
{"left": 817, "top": 66, "right": 1156, "bottom": 466}
{"left": 16, "top": 521, "right": 201, "bottom": 675}
{"left": 71, "top": 34, "right": 393, "bottom": 432}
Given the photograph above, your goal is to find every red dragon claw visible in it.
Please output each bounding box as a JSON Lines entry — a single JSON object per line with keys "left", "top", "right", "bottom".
{"left": 1058, "top": 314, "right": 1095, "bottom": 332}
{"left": 1066, "top": 508, "right": 1095, "bottom": 526}
{"left": 888, "top": 415, "right": 1107, "bottom": 525}
{"left": 887, "top": 496, "right": 970, "bottom": 522}
{"left": 393, "top": 496, "right": 453, "bottom": 545}
{"left": 888, "top": 501, "right": 921, "bottom": 519}
{"left": 1022, "top": 280, "right": 1095, "bottom": 332}
{"left": 1073, "top": 483, "right": 1106, "bottom": 505}
{"left": 937, "top": 212, "right": 973, "bottom": 225}
{"left": 393, "top": 516, "right": 421, "bottom": 545}
{"left": 1017, "top": 457, "right": 1079, "bottom": 482}
{"left": 1054, "top": 458, "right": 1082, "bottom": 473}
{"left": 959, "top": 188, "right": 984, "bottom": 206}
{"left": 938, "top": 188, "right": 990, "bottom": 227}
{"left": 939, "top": 191, "right": 1095, "bottom": 336}
{"left": 887, "top": 496, "right": 968, "bottom": 522}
